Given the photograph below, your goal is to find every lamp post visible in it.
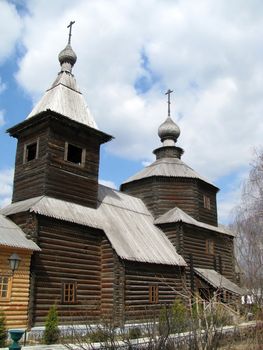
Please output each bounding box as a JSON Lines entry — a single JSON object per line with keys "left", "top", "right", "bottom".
{"left": 7, "top": 253, "right": 24, "bottom": 349}
{"left": 8, "top": 253, "right": 21, "bottom": 274}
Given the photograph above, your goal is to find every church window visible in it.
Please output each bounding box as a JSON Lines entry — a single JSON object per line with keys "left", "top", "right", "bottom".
{"left": 0, "top": 276, "right": 12, "bottom": 300}
{"left": 206, "top": 239, "right": 215, "bottom": 255}
{"left": 149, "top": 285, "right": 159, "bottom": 304}
{"left": 203, "top": 195, "right": 211, "bottom": 210}
{"left": 62, "top": 282, "right": 77, "bottom": 304}
{"left": 24, "top": 140, "right": 39, "bottom": 163}
{"left": 64, "top": 142, "right": 85, "bottom": 166}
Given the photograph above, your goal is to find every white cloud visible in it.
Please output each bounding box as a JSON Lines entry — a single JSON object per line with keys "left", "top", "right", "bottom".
{"left": 0, "top": 1, "right": 22, "bottom": 63}
{"left": 0, "top": 110, "right": 5, "bottom": 127}
{"left": 0, "top": 77, "right": 6, "bottom": 94}
{"left": 0, "top": 168, "right": 14, "bottom": 208}
{"left": 99, "top": 179, "right": 117, "bottom": 189}
{"left": 11, "top": 0, "right": 263, "bottom": 221}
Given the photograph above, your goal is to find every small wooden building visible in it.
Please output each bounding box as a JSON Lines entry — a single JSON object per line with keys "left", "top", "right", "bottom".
{"left": 0, "top": 214, "right": 40, "bottom": 329}
{"left": 0, "top": 34, "right": 242, "bottom": 328}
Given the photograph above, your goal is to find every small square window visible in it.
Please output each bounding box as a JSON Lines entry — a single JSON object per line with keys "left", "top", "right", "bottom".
{"left": 0, "top": 276, "right": 12, "bottom": 300}
{"left": 203, "top": 195, "right": 211, "bottom": 210}
{"left": 65, "top": 143, "right": 85, "bottom": 166}
{"left": 149, "top": 285, "right": 159, "bottom": 304}
{"left": 24, "top": 141, "right": 38, "bottom": 163}
{"left": 206, "top": 239, "right": 215, "bottom": 255}
{"left": 62, "top": 282, "right": 77, "bottom": 304}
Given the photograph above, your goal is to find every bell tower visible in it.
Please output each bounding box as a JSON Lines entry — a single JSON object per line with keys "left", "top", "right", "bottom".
{"left": 8, "top": 23, "right": 112, "bottom": 208}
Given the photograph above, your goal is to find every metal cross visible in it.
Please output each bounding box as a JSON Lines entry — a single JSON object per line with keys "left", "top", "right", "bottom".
{"left": 165, "top": 89, "right": 173, "bottom": 117}
{"left": 67, "top": 21, "right": 75, "bottom": 44}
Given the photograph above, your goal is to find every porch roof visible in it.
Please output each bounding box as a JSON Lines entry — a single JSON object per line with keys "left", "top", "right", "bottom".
{"left": 194, "top": 268, "right": 244, "bottom": 295}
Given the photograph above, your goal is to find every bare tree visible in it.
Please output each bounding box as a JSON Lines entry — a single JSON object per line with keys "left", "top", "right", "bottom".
{"left": 233, "top": 149, "right": 263, "bottom": 305}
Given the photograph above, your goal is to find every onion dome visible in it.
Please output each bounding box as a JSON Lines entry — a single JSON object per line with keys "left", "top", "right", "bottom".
{"left": 158, "top": 116, "right": 180, "bottom": 146}
{"left": 58, "top": 43, "right": 77, "bottom": 73}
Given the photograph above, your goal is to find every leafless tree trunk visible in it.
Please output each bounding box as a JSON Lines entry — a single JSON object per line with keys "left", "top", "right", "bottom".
{"left": 232, "top": 149, "right": 263, "bottom": 305}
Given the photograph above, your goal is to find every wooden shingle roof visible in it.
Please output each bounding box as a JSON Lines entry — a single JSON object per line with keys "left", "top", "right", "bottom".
{"left": 122, "top": 157, "right": 216, "bottom": 187}
{"left": 0, "top": 214, "right": 40, "bottom": 251}
{"left": 1, "top": 186, "right": 186, "bottom": 267}
{"left": 155, "top": 206, "right": 235, "bottom": 236}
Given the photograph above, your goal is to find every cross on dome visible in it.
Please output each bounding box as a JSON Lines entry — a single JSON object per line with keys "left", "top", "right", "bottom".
{"left": 158, "top": 89, "right": 180, "bottom": 147}
{"left": 58, "top": 21, "right": 77, "bottom": 73}
{"left": 165, "top": 89, "right": 173, "bottom": 117}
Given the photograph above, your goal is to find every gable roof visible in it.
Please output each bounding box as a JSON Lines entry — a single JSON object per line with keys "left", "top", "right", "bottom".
{"left": 122, "top": 157, "right": 216, "bottom": 188}
{"left": 0, "top": 214, "right": 40, "bottom": 251}
{"left": 1, "top": 186, "right": 186, "bottom": 267}
{"left": 26, "top": 71, "right": 97, "bottom": 129}
{"left": 154, "top": 206, "right": 235, "bottom": 236}
{"left": 194, "top": 268, "right": 244, "bottom": 295}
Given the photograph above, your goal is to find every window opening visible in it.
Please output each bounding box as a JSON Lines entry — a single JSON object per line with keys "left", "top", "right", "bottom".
{"left": 24, "top": 141, "right": 38, "bottom": 162}
{"left": 149, "top": 285, "right": 159, "bottom": 304}
{"left": 203, "top": 195, "right": 211, "bottom": 210}
{"left": 65, "top": 143, "right": 84, "bottom": 165}
{"left": 63, "top": 282, "right": 77, "bottom": 303}
{"left": 0, "top": 276, "right": 11, "bottom": 300}
{"left": 206, "top": 239, "right": 215, "bottom": 255}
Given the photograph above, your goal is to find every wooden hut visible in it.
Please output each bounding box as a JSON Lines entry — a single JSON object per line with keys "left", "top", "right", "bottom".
{"left": 0, "top": 214, "right": 40, "bottom": 329}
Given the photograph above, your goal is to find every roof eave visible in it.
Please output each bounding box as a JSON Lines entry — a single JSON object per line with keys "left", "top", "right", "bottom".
{"left": 7, "top": 110, "right": 113, "bottom": 144}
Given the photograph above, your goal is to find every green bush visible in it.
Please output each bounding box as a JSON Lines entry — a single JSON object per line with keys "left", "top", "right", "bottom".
{"left": 89, "top": 328, "right": 109, "bottom": 343}
{"left": 43, "top": 305, "right": 60, "bottom": 344}
{"left": 128, "top": 326, "right": 142, "bottom": 339}
{"left": 0, "top": 311, "right": 7, "bottom": 347}
{"left": 159, "top": 300, "right": 189, "bottom": 336}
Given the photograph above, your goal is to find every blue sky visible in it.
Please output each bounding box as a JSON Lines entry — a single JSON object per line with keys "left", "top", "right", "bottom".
{"left": 1, "top": 0, "right": 263, "bottom": 224}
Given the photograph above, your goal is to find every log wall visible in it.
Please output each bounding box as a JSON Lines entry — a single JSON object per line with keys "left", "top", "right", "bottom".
{"left": 124, "top": 262, "right": 185, "bottom": 321}
{"left": 31, "top": 216, "right": 103, "bottom": 325}
{"left": 0, "top": 247, "right": 32, "bottom": 329}
{"left": 157, "top": 222, "right": 235, "bottom": 293}
{"left": 182, "top": 225, "right": 235, "bottom": 282}
{"left": 11, "top": 116, "right": 103, "bottom": 208}
{"left": 122, "top": 177, "right": 218, "bottom": 225}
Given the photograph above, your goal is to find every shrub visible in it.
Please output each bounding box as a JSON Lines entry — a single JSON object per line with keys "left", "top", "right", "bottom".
{"left": 128, "top": 326, "right": 142, "bottom": 339}
{"left": 171, "top": 299, "right": 189, "bottom": 333}
{"left": 89, "top": 328, "right": 109, "bottom": 343}
{"left": 0, "top": 311, "right": 7, "bottom": 347}
{"left": 43, "top": 305, "right": 60, "bottom": 344}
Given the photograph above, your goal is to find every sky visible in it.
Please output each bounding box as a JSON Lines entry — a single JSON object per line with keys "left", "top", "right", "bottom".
{"left": 0, "top": 0, "right": 262, "bottom": 224}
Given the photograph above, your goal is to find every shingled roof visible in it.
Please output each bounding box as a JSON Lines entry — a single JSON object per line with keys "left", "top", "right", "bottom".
{"left": 194, "top": 268, "right": 244, "bottom": 295}
{"left": 0, "top": 214, "right": 40, "bottom": 251}
{"left": 1, "top": 186, "right": 186, "bottom": 267}
{"left": 154, "top": 206, "right": 235, "bottom": 236}
{"left": 122, "top": 157, "right": 215, "bottom": 186}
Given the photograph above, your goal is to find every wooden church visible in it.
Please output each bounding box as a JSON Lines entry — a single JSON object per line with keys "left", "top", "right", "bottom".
{"left": 0, "top": 27, "right": 242, "bottom": 329}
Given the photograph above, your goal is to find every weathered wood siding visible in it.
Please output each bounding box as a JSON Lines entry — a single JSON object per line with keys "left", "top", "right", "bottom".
{"left": 11, "top": 115, "right": 103, "bottom": 208}
{"left": 182, "top": 225, "right": 235, "bottom": 282}
{"left": 45, "top": 120, "right": 101, "bottom": 208}
{"left": 122, "top": 177, "right": 199, "bottom": 220}
{"left": 157, "top": 222, "right": 235, "bottom": 294}
{"left": 101, "top": 238, "right": 125, "bottom": 324}
{"left": 12, "top": 122, "right": 49, "bottom": 203}
{"left": 0, "top": 247, "right": 32, "bottom": 329}
{"left": 31, "top": 216, "right": 103, "bottom": 325}
{"left": 122, "top": 177, "right": 218, "bottom": 226}
{"left": 197, "top": 182, "right": 218, "bottom": 226}
{"left": 124, "top": 261, "right": 185, "bottom": 321}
